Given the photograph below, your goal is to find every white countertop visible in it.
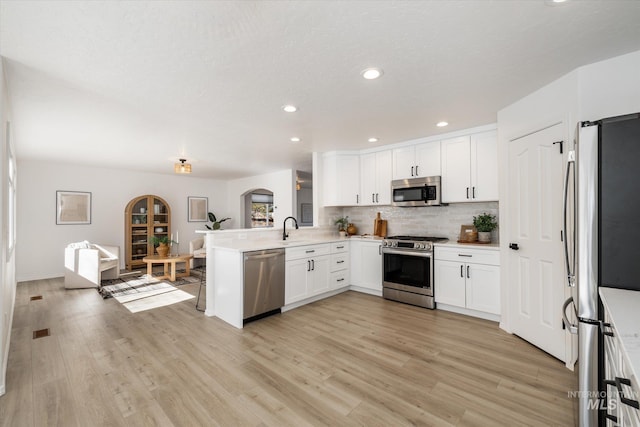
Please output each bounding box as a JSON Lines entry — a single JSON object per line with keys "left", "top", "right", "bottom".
{"left": 599, "top": 287, "right": 640, "bottom": 392}
{"left": 206, "top": 235, "right": 382, "bottom": 252}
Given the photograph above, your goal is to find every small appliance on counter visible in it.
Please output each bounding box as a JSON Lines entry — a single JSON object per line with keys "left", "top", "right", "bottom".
{"left": 381, "top": 235, "right": 448, "bottom": 309}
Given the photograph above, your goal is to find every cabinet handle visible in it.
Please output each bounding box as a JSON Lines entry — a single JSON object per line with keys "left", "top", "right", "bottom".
{"left": 466, "top": 187, "right": 470, "bottom": 199}
{"left": 305, "top": 250, "right": 315, "bottom": 253}
{"left": 336, "top": 245, "right": 344, "bottom": 249}
{"left": 460, "top": 265, "right": 464, "bottom": 277}
{"left": 411, "top": 166, "right": 414, "bottom": 177}
{"left": 337, "top": 260, "right": 345, "bottom": 264}
{"left": 472, "top": 186, "right": 476, "bottom": 198}
{"left": 356, "top": 194, "right": 359, "bottom": 204}
{"left": 415, "top": 165, "right": 419, "bottom": 176}
{"left": 337, "top": 278, "right": 345, "bottom": 282}
{"left": 467, "top": 265, "right": 470, "bottom": 279}
{"left": 307, "top": 260, "right": 310, "bottom": 271}
{"left": 372, "top": 193, "right": 375, "bottom": 203}
{"left": 311, "top": 259, "right": 315, "bottom": 271}
{"left": 379, "top": 245, "right": 382, "bottom": 255}
{"left": 376, "top": 193, "right": 379, "bottom": 203}
{"left": 458, "top": 254, "right": 472, "bottom": 257}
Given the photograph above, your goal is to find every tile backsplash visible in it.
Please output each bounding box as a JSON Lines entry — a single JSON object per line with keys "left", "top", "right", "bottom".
{"left": 338, "top": 202, "right": 499, "bottom": 242}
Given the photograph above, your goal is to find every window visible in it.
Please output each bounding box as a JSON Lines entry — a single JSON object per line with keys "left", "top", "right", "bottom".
{"left": 250, "top": 193, "right": 274, "bottom": 228}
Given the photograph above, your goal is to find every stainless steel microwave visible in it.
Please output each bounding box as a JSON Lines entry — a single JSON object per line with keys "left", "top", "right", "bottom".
{"left": 391, "top": 176, "right": 442, "bottom": 207}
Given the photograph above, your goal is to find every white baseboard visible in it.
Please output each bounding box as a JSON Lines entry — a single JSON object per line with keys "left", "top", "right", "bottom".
{"left": 282, "top": 287, "right": 350, "bottom": 312}
{"left": 436, "top": 303, "right": 500, "bottom": 322}
{"left": 348, "top": 285, "right": 382, "bottom": 297}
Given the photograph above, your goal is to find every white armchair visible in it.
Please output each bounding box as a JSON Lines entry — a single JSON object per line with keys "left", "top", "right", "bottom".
{"left": 64, "top": 241, "right": 120, "bottom": 289}
{"left": 189, "top": 237, "right": 206, "bottom": 268}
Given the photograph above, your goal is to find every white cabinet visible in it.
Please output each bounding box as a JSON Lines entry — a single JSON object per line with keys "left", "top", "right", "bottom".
{"left": 285, "top": 244, "right": 331, "bottom": 304}
{"left": 392, "top": 140, "right": 441, "bottom": 180}
{"left": 329, "top": 241, "right": 350, "bottom": 290}
{"left": 601, "top": 299, "right": 640, "bottom": 426}
{"left": 322, "top": 152, "right": 360, "bottom": 206}
{"left": 441, "top": 130, "right": 498, "bottom": 203}
{"left": 350, "top": 240, "right": 383, "bottom": 295}
{"left": 434, "top": 246, "right": 500, "bottom": 316}
{"left": 360, "top": 150, "right": 392, "bottom": 205}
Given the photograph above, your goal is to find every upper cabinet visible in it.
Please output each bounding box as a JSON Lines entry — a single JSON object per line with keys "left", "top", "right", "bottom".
{"left": 392, "top": 140, "right": 441, "bottom": 180}
{"left": 323, "top": 153, "right": 360, "bottom": 206}
{"left": 441, "top": 130, "right": 498, "bottom": 203}
{"left": 360, "top": 150, "right": 392, "bottom": 206}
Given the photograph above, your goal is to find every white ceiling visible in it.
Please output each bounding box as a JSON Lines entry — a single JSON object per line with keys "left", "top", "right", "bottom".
{"left": 2, "top": 1, "right": 640, "bottom": 179}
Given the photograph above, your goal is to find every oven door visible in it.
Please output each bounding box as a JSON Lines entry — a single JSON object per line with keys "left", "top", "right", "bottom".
{"left": 382, "top": 248, "right": 433, "bottom": 296}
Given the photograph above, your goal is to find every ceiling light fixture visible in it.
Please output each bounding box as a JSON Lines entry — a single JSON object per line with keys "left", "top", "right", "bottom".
{"left": 361, "top": 67, "right": 383, "bottom": 80}
{"left": 368, "top": 137, "right": 379, "bottom": 143}
{"left": 290, "top": 137, "right": 301, "bottom": 143}
{"left": 436, "top": 121, "right": 449, "bottom": 127}
{"left": 174, "top": 158, "right": 192, "bottom": 174}
{"left": 282, "top": 105, "right": 298, "bottom": 113}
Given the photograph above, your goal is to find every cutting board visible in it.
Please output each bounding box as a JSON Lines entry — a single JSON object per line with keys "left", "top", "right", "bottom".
{"left": 373, "top": 213, "right": 387, "bottom": 237}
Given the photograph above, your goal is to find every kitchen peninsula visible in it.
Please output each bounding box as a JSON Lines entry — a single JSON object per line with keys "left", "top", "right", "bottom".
{"left": 199, "top": 230, "right": 381, "bottom": 328}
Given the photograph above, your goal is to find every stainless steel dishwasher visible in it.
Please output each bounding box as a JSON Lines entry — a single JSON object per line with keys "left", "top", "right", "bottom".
{"left": 243, "top": 248, "right": 285, "bottom": 322}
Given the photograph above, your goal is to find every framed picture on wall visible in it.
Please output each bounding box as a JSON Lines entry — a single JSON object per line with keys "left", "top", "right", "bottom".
{"left": 56, "top": 191, "right": 91, "bottom": 225}
{"left": 188, "top": 196, "right": 208, "bottom": 222}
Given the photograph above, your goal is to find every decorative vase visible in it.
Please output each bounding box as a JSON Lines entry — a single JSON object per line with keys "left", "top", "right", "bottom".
{"left": 339, "top": 230, "right": 347, "bottom": 238}
{"left": 478, "top": 231, "right": 491, "bottom": 243}
{"left": 347, "top": 223, "right": 358, "bottom": 236}
{"left": 156, "top": 243, "right": 169, "bottom": 258}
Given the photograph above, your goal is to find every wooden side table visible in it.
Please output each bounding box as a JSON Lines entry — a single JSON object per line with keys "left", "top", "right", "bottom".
{"left": 142, "top": 254, "right": 194, "bottom": 282}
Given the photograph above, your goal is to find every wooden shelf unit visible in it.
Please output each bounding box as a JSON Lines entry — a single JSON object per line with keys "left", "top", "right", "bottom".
{"left": 125, "top": 195, "right": 171, "bottom": 271}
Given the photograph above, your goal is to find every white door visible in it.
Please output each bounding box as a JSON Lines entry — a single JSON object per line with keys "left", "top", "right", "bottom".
{"left": 360, "top": 153, "right": 377, "bottom": 206}
{"left": 285, "top": 258, "right": 309, "bottom": 304}
{"left": 360, "top": 242, "right": 382, "bottom": 292}
{"left": 414, "top": 140, "right": 441, "bottom": 178}
{"left": 466, "top": 263, "right": 501, "bottom": 315}
{"left": 507, "top": 123, "right": 566, "bottom": 361}
{"left": 308, "top": 256, "right": 330, "bottom": 296}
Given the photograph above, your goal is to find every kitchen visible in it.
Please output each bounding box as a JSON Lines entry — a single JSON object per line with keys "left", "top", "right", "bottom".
{"left": 4, "top": 1, "right": 640, "bottom": 423}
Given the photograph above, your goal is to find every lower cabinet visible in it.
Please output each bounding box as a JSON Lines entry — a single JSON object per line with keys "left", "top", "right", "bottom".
{"left": 434, "top": 246, "right": 500, "bottom": 316}
{"left": 601, "top": 299, "right": 640, "bottom": 426}
{"left": 350, "top": 240, "right": 383, "bottom": 294}
{"left": 285, "top": 244, "right": 331, "bottom": 305}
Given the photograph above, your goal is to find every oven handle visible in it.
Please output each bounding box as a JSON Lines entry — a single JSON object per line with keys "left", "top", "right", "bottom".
{"left": 381, "top": 248, "right": 432, "bottom": 258}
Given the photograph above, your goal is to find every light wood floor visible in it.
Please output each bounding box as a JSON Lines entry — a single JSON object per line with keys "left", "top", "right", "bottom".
{"left": 1, "top": 278, "right": 577, "bottom": 426}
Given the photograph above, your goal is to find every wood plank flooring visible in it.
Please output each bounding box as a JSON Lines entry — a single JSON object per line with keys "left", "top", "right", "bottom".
{"left": 1, "top": 278, "right": 577, "bottom": 426}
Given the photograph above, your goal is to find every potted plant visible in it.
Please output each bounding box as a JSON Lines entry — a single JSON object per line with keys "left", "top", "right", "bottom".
{"left": 335, "top": 216, "right": 349, "bottom": 237}
{"left": 149, "top": 235, "right": 177, "bottom": 258}
{"left": 473, "top": 213, "right": 498, "bottom": 243}
{"left": 205, "top": 212, "right": 231, "bottom": 230}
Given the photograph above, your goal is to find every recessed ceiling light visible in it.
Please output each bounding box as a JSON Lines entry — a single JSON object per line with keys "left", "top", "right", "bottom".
{"left": 545, "top": 0, "right": 568, "bottom": 5}
{"left": 282, "top": 105, "right": 297, "bottom": 113}
{"left": 361, "top": 68, "right": 383, "bottom": 80}
{"left": 368, "top": 137, "right": 379, "bottom": 143}
{"left": 436, "top": 121, "right": 449, "bottom": 127}
{"left": 290, "top": 137, "right": 301, "bottom": 143}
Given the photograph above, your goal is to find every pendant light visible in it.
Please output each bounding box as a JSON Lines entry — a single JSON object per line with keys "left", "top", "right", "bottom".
{"left": 174, "top": 158, "right": 192, "bottom": 174}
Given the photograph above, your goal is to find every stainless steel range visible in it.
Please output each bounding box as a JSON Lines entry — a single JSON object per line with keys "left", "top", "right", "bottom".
{"left": 382, "top": 235, "right": 448, "bottom": 309}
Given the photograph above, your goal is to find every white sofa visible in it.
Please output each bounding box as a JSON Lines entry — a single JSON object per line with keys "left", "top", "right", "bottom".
{"left": 64, "top": 241, "right": 120, "bottom": 289}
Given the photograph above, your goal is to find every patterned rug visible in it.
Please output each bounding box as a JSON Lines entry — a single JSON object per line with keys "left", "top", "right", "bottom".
{"left": 99, "top": 273, "right": 198, "bottom": 313}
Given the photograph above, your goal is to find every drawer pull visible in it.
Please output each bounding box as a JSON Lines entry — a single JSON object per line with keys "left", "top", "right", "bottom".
{"left": 337, "top": 278, "right": 345, "bottom": 282}
{"left": 305, "top": 250, "right": 315, "bottom": 253}
{"left": 336, "top": 245, "right": 344, "bottom": 249}
{"left": 337, "top": 260, "right": 345, "bottom": 264}
{"left": 458, "top": 254, "right": 472, "bottom": 257}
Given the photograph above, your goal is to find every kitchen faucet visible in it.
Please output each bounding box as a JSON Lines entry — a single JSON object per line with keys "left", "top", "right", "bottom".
{"left": 282, "top": 216, "right": 299, "bottom": 240}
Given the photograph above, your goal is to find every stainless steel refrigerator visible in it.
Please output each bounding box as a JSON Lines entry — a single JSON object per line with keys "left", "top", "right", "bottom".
{"left": 562, "top": 113, "right": 640, "bottom": 426}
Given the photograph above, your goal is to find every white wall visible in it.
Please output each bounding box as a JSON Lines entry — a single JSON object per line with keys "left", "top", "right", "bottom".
{"left": 16, "top": 160, "right": 228, "bottom": 281}
{"left": 226, "top": 169, "right": 294, "bottom": 230}
{"left": 578, "top": 49, "right": 640, "bottom": 121}
{"left": 1, "top": 58, "right": 16, "bottom": 396}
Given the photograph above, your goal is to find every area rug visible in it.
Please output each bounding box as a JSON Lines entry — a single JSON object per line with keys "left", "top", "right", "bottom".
{"left": 100, "top": 274, "right": 196, "bottom": 313}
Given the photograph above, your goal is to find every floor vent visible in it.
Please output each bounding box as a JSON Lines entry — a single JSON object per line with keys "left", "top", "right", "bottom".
{"left": 30, "top": 295, "right": 43, "bottom": 301}
{"left": 32, "top": 328, "right": 50, "bottom": 339}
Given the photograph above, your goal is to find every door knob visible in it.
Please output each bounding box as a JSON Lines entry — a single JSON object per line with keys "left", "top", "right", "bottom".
{"left": 509, "top": 243, "right": 519, "bottom": 250}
